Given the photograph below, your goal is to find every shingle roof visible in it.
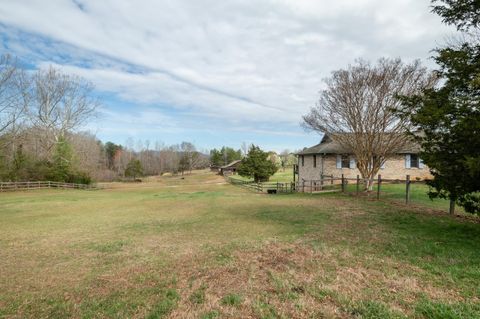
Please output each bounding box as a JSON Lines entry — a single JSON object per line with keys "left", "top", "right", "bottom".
{"left": 220, "top": 160, "right": 242, "bottom": 169}
{"left": 296, "top": 134, "right": 421, "bottom": 155}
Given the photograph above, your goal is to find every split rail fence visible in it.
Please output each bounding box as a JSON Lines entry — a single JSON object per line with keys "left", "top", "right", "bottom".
{"left": 0, "top": 181, "right": 100, "bottom": 192}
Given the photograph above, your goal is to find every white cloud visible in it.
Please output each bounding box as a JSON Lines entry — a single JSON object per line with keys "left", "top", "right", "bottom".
{"left": 0, "top": 0, "right": 456, "bottom": 146}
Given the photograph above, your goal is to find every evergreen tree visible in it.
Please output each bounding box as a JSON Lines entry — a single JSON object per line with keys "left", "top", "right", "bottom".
{"left": 237, "top": 145, "right": 277, "bottom": 182}
{"left": 11, "top": 144, "right": 29, "bottom": 181}
{"left": 210, "top": 148, "right": 223, "bottom": 166}
{"left": 398, "top": 0, "right": 480, "bottom": 214}
{"left": 125, "top": 159, "right": 143, "bottom": 180}
{"left": 210, "top": 147, "right": 242, "bottom": 166}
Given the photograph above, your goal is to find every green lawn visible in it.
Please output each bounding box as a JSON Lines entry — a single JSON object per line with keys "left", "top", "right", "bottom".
{"left": 343, "top": 182, "right": 466, "bottom": 214}
{"left": 1, "top": 170, "right": 479, "bottom": 318}
{"left": 231, "top": 168, "right": 294, "bottom": 183}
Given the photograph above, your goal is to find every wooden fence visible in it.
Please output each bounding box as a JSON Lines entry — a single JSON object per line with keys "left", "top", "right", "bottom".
{"left": 299, "top": 174, "right": 426, "bottom": 204}
{"left": 296, "top": 175, "right": 342, "bottom": 193}
{"left": 226, "top": 176, "right": 295, "bottom": 194}
{"left": 0, "top": 181, "right": 100, "bottom": 192}
{"left": 229, "top": 174, "right": 454, "bottom": 213}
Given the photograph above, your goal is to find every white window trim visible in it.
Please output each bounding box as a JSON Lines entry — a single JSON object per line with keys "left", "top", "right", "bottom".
{"left": 405, "top": 154, "right": 424, "bottom": 169}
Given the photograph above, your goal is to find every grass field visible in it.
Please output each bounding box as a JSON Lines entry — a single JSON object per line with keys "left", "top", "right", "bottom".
{"left": 1, "top": 170, "right": 479, "bottom": 318}
{"left": 343, "top": 182, "right": 466, "bottom": 214}
{"left": 231, "top": 169, "right": 294, "bottom": 183}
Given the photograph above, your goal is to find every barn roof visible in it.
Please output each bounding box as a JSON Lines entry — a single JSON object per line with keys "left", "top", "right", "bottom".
{"left": 220, "top": 160, "right": 242, "bottom": 169}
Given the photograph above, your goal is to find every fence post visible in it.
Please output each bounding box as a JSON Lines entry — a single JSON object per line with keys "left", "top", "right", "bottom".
{"left": 356, "top": 175, "right": 360, "bottom": 195}
{"left": 310, "top": 180, "right": 313, "bottom": 194}
{"left": 341, "top": 174, "right": 345, "bottom": 193}
{"left": 405, "top": 175, "right": 411, "bottom": 204}
{"left": 302, "top": 180, "right": 305, "bottom": 193}
{"left": 293, "top": 165, "right": 296, "bottom": 185}
{"left": 377, "top": 175, "right": 381, "bottom": 200}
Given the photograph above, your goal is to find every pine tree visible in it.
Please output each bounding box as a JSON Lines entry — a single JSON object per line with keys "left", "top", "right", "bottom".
{"left": 237, "top": 145, "right": 277, "bottom": 182}
{"left": 51, "top": 136, "right": 74, "bottom": 182}
{"left": 398, "top": 0, "right": 480, "bottom": 214}
{"left": 125, "top": 159, "right": 143, "bottom": 180}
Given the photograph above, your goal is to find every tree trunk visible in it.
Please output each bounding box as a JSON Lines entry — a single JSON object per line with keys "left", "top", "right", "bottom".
{"left": 363, "top": 177, "right": 374, "bottom": 191}
{"left": 449, "top": 199, "right": 455, "bottom": 215}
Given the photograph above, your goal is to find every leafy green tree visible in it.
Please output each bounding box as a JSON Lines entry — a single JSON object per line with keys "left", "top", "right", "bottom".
{"left": 222, "top": 147, "right": 242, "bottom": 165}
{"left": 237, "top": 145, "right": 277, "bottom": 182}
{"left": 51, "top": 136, "right": 74, "bottom": 182}
{"left": 210, "top": 148, "right": 223, "bottom": 166}
{"left": 398, "top": 0, "right": 480, "bottom": 214}
{"left": 210, "top": 146, "right": 242, "bottom": 166}
{"left": 125, "top": 158, "right": 143, "bottom": 179}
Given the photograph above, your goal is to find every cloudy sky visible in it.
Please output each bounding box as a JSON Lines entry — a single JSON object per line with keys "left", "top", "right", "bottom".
{"left": 0, "top": 0, "right": 453, "bottom": 151}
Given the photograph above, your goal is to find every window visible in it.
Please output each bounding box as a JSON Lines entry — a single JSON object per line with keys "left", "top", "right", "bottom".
{"left": 301, "top": 155, "right": 304, "bottom": 167}
{"left": 410, "top": 154, "right": 419, "bottom": 168}
{"left": 313, "top": 155, "right": 317, "bottom": 168}
{"left": 406, "top": 154, "right": 422, "bottom": 169}
{"left": 337, "top": 155, "right": 355, "bottom": 169}
{"left": 341, "top": 155, "right": 350, "bottom": 168}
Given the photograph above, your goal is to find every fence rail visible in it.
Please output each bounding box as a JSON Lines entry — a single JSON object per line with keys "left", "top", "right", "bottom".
{"left": 299, "top": 174, "right": 428, "bottom": 204}
{"left": 226, "top": 176, "right": 295, "bottom": 193}
{"left": 0, "top": 181, "right": 100, "bottom": 192}
{"left": 228, "top": 174, "right": 455, "bottom": 214}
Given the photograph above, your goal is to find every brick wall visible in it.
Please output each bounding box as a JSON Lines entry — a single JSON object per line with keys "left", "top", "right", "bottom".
{"left": 298, "top": 154, "right": 431, "bottom": 181}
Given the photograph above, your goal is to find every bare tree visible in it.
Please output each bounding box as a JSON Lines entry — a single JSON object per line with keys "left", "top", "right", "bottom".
{"left": 279, "top": 149, "right": 296, "bottom": 171}
{"left": 241, "top": 142, "right": 249, "bottom": 157}
{"left": 0, "top": 54, "right": 27, "bottom": 136}
{"left": 303, "top": 58, "right": 436, "bottom": 189}
{"left": 69, "top": 132, "right": 103, "bottom": 178}
{"left": 28, "top": 67, "right": 99, "bottom": 151}
{"left": 179, "top": 141, "right": 200, "bottom": 175}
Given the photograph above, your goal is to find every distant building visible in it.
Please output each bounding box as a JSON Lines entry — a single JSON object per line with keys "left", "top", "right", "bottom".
{"left": 219, "top": 160, "right": 242, "bottom": 175}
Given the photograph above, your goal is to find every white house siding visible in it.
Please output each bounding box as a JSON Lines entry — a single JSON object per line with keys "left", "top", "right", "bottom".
{"left": 298, "top": 154, "right": 431, "bottom": 182}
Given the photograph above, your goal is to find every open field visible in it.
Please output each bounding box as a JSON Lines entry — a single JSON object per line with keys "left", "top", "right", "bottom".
{"left": 1, "top": 171, "right": 479, "bottom": 318}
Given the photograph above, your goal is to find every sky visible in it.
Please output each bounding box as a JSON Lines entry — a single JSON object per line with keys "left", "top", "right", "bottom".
{"left": 0, "top": 0, "right": 454, "bottom": 152}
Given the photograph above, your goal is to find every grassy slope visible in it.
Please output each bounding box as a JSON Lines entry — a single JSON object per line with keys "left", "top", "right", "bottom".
{"left": 344, "top": 182, "right": 465, "bottom": 213}
{"left": 0, "top": 171, "right": 479, "bottom": 318}
{"left": 231, "top": 169, "right": 294, "bottom": 183}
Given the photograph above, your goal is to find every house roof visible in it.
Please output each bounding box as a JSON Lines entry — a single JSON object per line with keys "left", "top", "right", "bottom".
{"left": 220, "top": 160, "right": 242, "bottom": 169}
{"left": 296, "top": 134, "right": 421, "bottom": 155}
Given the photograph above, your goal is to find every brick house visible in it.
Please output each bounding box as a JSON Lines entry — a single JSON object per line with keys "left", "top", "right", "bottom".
{"left": 296, "top": 134, "right": 431, "bottom": 182}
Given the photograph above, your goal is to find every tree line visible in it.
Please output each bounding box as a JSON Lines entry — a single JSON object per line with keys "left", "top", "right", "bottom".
{"left": 0, "top": 56, "right": 211, "bottom": 183}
